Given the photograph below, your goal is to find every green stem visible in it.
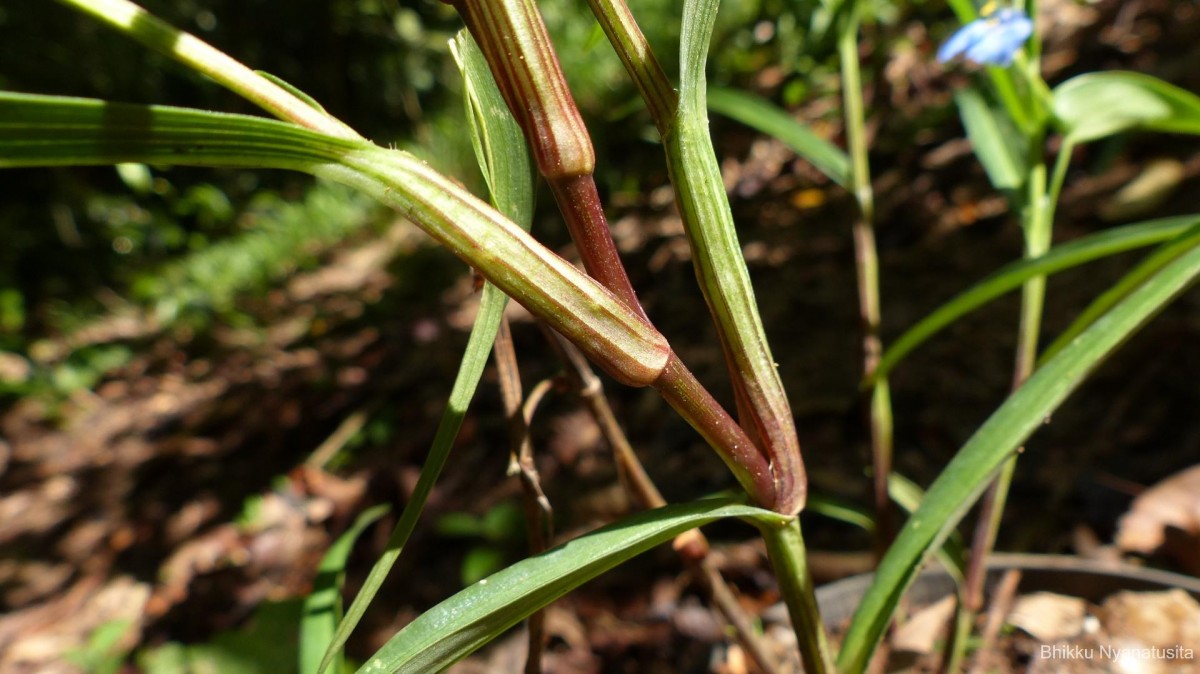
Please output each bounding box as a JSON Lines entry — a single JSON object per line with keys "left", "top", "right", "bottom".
{"left": 962, "top": 152, "right": 1052, "bottom": 614}
{"left": 450, "top": 0, "right": 649, "bottom": 321}
{"left": 838, "top": 2, "right": 894, "bottom": 558}
{"left": 759, "top": 518, "right": 836, "bottom": 674}
{"left": 583, "top": 0, "right": 677, "bottom": 136}
{"left": 587, "top": 0, "right": 807, "bottom": 515}
{"left": 653, "top": 353, "right": 780, "bottom": 510}
{"left": 56, "top": 0, "right": 359, "bottom": 139}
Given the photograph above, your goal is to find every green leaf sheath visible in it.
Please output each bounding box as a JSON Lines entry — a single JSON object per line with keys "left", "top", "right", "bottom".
{"left": 0, "top": 93, "right": 668, "bottom": 387}
{"left": 838, "top": 231, "right": 1200, "bottom": 673}
{"left": 583, "top": 0, "right": 676, "bottom": 134}
{"left": 357, "top": 500, "right": 788, "bottom": 674}
{"left": 672, "top": 0, "right": 805, "bottom": 515}
{"left": 450, "top": 0, "right": 649, "bottom": 321}
{"left": 327, "top": 148, "right": 669, "bottom": 386}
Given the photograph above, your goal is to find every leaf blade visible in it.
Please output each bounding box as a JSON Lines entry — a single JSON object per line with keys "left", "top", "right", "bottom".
{"left": 706, "top": 87, "right": 851, "bottom": 188}
{"left": 357, "top": 500, "right": 787, "bottom": 674}
{"left": 838, "top": 231, "right": 1200, "bottom": 672}
{"left": 869, "top": 215, "right": 1200, "bottom": 385}
{"left": 1054, "top": 71, "right": 1200, "bottom": 143}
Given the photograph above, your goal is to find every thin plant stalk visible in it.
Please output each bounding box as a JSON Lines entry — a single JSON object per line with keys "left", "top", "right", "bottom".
{"left": 836, "top": 0, "right": 895, "bottom": 560}
{"left": 493, "top": 318, "right": 553, "bottom": 674}
{"left": 960, "top": 144, "right": 1057, "bottom": 666}
{"left": 759, "top": 519, "right": 837, "bottom": 674}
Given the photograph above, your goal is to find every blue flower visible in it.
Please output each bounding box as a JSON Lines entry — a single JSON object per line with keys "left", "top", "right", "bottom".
{"left": 937, "top": 7, "right": 1033, "bottom": 67}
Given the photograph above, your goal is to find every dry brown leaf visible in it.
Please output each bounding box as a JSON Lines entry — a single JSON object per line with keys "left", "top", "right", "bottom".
{"left": 1116, "top": 465, "right": 1200, "bottom": 554}
{"left": 892, "top": 594, "right": 956, "bottom": 655}
{"left": 1009, "top": 591, "right": 1088, "bottom": 643}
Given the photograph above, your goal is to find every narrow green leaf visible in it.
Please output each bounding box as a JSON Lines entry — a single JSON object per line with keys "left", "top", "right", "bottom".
{"left": 869, "top": 215, "right": 1200, "bottom": 386}
{"left": 255, "top": 70, "right": 331, "bottom": 116}
{"left": 1054, "top": 71, "right": 1200, "bottom": 143}
{"left": 317, "top": 41, "right": 534, "bottom": 674}
{"left": 888, "top": 473, "right": 965, "bottom": 584}
{"left": 0, "top": 91, "right": 669, "bottom": 387}
{"left": 955, "top": 87, "right": 1026, "bottom": 192}
{"left": 300, "top": 505, "right": 389, "bottom": 674}
{"left": 1039, "top": 220, "right": 1200, "bottom": 365}
{"left": 451, "top": 30, "right": 534, "bottom": 227}
{"left": 357, "top": 500, "right": 788, "bottom": 674}
{"left": 706, "top": 87, "right": 850, "bottom": 188}
{"left": 838, "top": 231, "right": 1200, "bottom": 673}
{"left": 0, "top": 92, "right": 357, "bottom": 169}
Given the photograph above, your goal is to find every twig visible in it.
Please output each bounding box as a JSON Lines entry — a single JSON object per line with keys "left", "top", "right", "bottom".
{"left": 493, "top": 318, "right": 553, "bottom": 674}
{"left": 965, "top": 569, "right": 1021, "bottom": 674}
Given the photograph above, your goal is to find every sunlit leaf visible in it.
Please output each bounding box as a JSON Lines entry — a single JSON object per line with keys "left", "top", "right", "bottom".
{"left": 358, "top": 499, "right": 787, "bottom": 674}
{"left": 869, "top": 215, "right": 1200, "bottom": 385}
{"left": 707, "top": 87, "right": 850, "bottom": 188}
{"left": 838, "top": 230, "right": 1200, "bottom": 673}
{"left": 1054, "top": 71, "right": 1200, "bottom": 143}
{"left": 955, "top": 87, "right": 1026, "bottom": 192}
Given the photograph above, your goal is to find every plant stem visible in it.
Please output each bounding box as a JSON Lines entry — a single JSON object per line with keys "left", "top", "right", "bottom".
{"left": 837, "top": 0, "right": 895, "bottom": 560}
{"left": 653, "top": 353, "right": 780, "bottom": 510}
{"left": 587, "top": 0, "right": 807, "bottom": 516}
{"left": 493, "top": 318, "right": 552, "bottom": 674}
{"left": 546, "top": 330, "right": 783, "bottom": 674}
{"left": 548, "top": 175, "right": 650, "bottom": 322}
{"left": 760, "top": 518, "right": 837, "bottom": 674}
{"left": 450, "top": 0, "right": 648, "bottom": 321}
{"left": 963, "top": 153, "right": 1052, "bottom": 614}
{"left": 57, "top": 0, "right": 359, "bottom": 139}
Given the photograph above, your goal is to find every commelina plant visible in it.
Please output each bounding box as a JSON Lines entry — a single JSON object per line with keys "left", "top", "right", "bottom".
{"left": 3, "top": 0, "right": 1200, "bottom": 672}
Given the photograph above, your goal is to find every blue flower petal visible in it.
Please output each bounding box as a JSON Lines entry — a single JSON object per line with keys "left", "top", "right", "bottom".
{"left": 938, "top": 8, "right": 1033, "bottom": 67}
{"left": 937, "top": 19, "right": 993, "bottom": 63}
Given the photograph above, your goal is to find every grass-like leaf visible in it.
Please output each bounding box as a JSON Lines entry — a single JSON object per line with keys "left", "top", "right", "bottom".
{"left": 316, "top": 34, "right": 534, "bottom": 674}
{"left": 838, "top": 228, "right": 1200, "bottom": 673}
{"left": 357, "top": 499, "right": 788, "bottom": 674}
{"left": 1054, "top": 71, "right": 1200, "bottom": 143}
{"left": 707, "top": 87, "right": 850, "bottom": 188}
{"left": 955, "top": 87, "right": 1027, "bottom": 193}
{"left": 1039, "top": 220, "right": 1200, "bottom": 365}
{"left": 868, "top": 215, "right": 1200, "bottom": 386}
{"left": 0, "top": 91, "right": 670, "bottom": 386}
{"left": 300, "top": 505, "right": 389, "bottom": 674}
